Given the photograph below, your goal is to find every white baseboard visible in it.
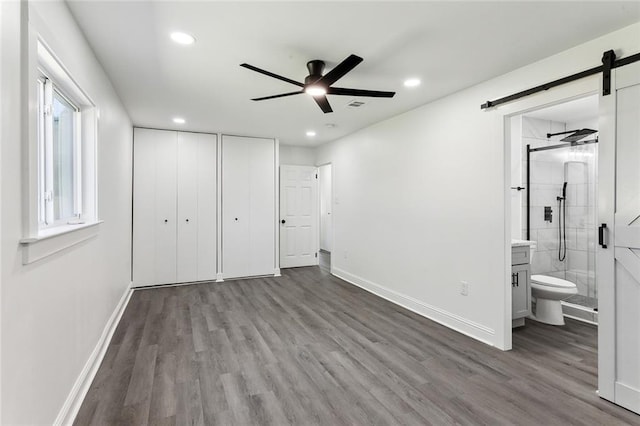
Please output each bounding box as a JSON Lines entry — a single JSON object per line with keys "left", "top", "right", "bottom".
{"left": 332, "top": 268, "right": 496, "bottom": 347}
{"left": 54, "top": 283, "right": 134, "bottom": 426}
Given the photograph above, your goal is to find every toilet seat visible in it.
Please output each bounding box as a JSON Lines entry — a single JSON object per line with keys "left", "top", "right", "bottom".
{"left": 531, "top": 275, "right": 576, "bottom": 289}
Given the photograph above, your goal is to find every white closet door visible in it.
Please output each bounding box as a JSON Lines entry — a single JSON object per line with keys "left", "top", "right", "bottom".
{"left": 248, "top": 138, "right": 276, "bottom": 276}
{"left": 222, "top": 136, "right": 251, "bottom": 277}
{"left": 197, "top": 133, "right": 217, "bottom": 281}
{"left": 154, "top": 131, "right": 178, "bottom": 285}
{"left": 133, "top": 128, "right": 177, "bottom": 286}
{"left": 177, "top": 132, "right": 199, "bottom": 283}
{"left": 133, "top": 128, "right": 156, "bottom": 286}
{"left": 222, "top": 135, "right": 276, "bottom": 278}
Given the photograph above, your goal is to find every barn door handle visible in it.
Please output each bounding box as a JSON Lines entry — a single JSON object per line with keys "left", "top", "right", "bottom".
{"left": 598, "top": 223, "right": 608, "bottom": 249}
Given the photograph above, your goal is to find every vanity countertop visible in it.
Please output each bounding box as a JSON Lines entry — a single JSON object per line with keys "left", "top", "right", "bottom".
{"left": 511, "top": 239, "right": 537, "bottom": 248}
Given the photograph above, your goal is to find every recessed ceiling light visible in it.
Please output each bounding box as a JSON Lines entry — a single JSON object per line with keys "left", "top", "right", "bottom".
{"left": 170, "top": 32, "right": 195, "bottom": 45}
{"left": 306, "top": 130, "right": 316, "bottom": 137}
{"left": 403, "top": 78, "right": 421, "bottom": 88}
{"left": 173, "top": 117, "right": 186, "bottom": 124}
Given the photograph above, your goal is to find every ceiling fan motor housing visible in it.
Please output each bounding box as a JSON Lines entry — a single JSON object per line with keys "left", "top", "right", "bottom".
{"left": 305, "top": 60, "right": 326, "bottom": 85}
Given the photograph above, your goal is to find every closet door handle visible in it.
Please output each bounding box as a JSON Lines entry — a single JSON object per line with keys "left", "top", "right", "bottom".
{"left": 598, "top": 223, "right": 608, "bottom": 249}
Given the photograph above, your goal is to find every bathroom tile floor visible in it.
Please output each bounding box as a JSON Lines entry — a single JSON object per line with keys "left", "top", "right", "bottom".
{"left": 75, "top": 266, "right": 638, "bottom": 425}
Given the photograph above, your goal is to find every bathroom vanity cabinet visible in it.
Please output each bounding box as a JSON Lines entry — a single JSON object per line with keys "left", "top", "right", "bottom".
{"left": 511, "top": 244, "right": 532, "bottom": 327}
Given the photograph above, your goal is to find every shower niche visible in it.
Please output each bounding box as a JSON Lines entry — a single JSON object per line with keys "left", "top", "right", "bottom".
{"left": 511, "top": 95, "right": 599, "bottom": 320}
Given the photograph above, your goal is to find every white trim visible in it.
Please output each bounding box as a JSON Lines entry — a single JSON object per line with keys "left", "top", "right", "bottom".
{"left": 332, "top": 267, "right": 496, "bottom": 346}
{"left": 274, "top": 139, "right": 280, "bottom": 273}
{"left": 54, "top": 283, "right": 133, "bottom": 426}
{"left": 615, "top": 382, "right": 640, "bottom": 412}
{"left": 19, "top": 220, "right": 103, "bottom": 264}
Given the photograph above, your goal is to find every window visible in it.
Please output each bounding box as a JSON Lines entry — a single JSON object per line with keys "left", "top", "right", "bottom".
{"left": 20, "top": 35, "right": 100, "bottom": 264}
{"left": 33, "top": 40, "right": 98, "bottom": 235}
{"left": 38, "top": 76, "right": 82, "bottom": 226}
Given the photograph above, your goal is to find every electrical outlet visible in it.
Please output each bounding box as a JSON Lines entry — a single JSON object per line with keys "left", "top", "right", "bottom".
{"left": 460, "top": 281, "right": 469, "bottom": 296}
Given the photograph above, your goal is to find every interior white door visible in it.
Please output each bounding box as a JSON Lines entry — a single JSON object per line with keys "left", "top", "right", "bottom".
{"left": 132, "top": 128, "right": 157, "bottom": 286}
{"left": 280, "top": 165, "right": 318, "bottom": 268}
{"left": 598, "top": 61, "right": 640, "bottom": 414}
{"left": 222, "top": 137, "right": 250, "bottom": 277}
{"left": 196, "top": 133, "right": 217, "bottom": 281}
{"left": 176, "top": 132, "right": 217, "bottom": 283}
{"left": 133, "top": 128, "right": 177, "bottom": 286}
{"left": 177, "top": 132, "right": 199, "bottom": 283}
{"left": 222, "top": 135, "right": 276, "bottom": 278}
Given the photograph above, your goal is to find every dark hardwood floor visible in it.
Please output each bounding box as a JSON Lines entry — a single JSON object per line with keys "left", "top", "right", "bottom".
{"left": 75, "top": 266, "right": 639, "bottom": 425}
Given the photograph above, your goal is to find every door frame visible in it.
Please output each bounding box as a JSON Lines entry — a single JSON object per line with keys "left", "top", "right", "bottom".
{"left": 496, "top": 75, "right": 600, "bottom": 351}
{"left": 317, "top": 162, "right": 333, "bottom": 273}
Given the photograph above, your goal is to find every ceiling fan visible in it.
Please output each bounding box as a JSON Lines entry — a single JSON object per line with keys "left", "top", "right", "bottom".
{"left": 240, "top": 54, "right": 395, "bottom": 113}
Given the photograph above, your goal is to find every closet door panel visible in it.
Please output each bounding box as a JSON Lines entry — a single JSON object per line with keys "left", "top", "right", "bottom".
{"left": 197, "top": 133, "right": 217, "bottom": 281}
{"left": 177, "top": 132, "right": 199, "bottom": 283}
{"left": 222, "top": 136, "right": 250, "bottom": 277}
{"left": 154, "top": 131, "right": 178, "bottom": 285}
{"left": 132, "top": 129, "right": 157, "bottom": 286}
{"left": 248, "top": 138, "right": 276, "bottom": 276}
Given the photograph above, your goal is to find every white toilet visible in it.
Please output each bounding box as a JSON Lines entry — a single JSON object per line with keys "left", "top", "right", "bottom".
{"left": 530, "top": 275, "right": 578, "bottom": 325}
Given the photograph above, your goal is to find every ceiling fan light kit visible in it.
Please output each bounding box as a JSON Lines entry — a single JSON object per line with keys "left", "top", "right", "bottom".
{"left": 240, "top": 54, "right": 395, "bottom": 113}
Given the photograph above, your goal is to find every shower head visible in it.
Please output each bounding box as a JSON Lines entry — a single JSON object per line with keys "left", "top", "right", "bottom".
{"left": 563, "top": 182, "right": 568, "bottom": 198}
{"left": 560, "top": 128, "right": 597, "bottom": 143}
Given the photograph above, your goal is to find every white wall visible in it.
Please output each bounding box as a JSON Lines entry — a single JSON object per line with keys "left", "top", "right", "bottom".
{"left": 1, "top": 1, "right": 133, "bottom": 424}
{"left": 279, "top": 145, "right": 316, "bottom": 166}
{"left": 316, "top": 22, "right": 640, "bottom": 347}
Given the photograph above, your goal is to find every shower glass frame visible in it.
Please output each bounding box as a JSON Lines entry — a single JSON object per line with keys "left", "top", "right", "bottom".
{"left": 526, "top": 138, "right": 599, "bottom": 309}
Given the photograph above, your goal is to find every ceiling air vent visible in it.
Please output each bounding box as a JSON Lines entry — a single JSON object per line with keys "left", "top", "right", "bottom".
{"left": 347, "top": 100, "right": 365, "bottom": 108}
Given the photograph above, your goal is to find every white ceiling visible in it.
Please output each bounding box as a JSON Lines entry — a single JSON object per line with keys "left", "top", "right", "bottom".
{"left": 66, "top": 1, "right": 640, "bottom": 147}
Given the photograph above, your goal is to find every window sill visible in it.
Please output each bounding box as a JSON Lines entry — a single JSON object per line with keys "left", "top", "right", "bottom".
{"left": 20, "top": 220, "right": 103, "bottom": 264}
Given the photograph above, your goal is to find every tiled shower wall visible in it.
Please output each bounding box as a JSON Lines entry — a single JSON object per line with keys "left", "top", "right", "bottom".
{"left": 521, "top": 116, "right": 597, "bottom": 300}
{"left": 522, "top": 117, "right": 567, "bottom": 277}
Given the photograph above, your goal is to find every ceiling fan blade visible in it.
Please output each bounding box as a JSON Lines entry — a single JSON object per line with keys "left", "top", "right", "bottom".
{"left": 328, "top": 87, "right": 395, "bottom": 98}
{"left": 251, "top": 91, "right": 303, "bottom": 101}
{"left": 240, "top": 63, "right": 304, "bottom": 87}
{"left": 313, "top": 95, "right": 333, "bottom": 113}
{"left": 318, "top": 54, "right": 363, "bottom": 86}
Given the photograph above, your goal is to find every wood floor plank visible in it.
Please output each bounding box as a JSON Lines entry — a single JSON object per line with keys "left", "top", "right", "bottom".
{"left": 76, "top": 264, "right": 640, "bottom": 426}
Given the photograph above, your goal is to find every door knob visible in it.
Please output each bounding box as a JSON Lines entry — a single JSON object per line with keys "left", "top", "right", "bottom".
{"left": 164, "top": 219, "right": 168, "bottom": 223}
{"left": 235, "top": 218, "right": 238, "bottom": 221}
{"left": 281, "top": 219, "right": 286, "bottom": 224}
{"left": 186, "top": 219, "right": 189, "bottom": 223}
